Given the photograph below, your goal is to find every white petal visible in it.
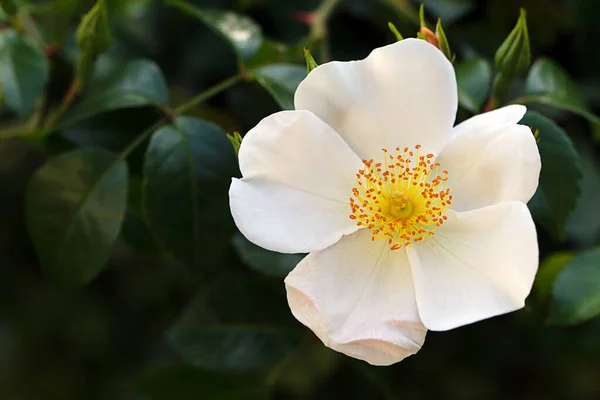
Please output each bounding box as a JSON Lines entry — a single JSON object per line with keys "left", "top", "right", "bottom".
{"left": 230, "top": 179, "right": 358, "bottom": 253}
{"left": 408, "top": 201, "right": 539, "bottom": 331}
{"left": 285, "top": 229, "right": 426, "bottom": 366}
{"left": 231, "top": 110, "right": 363, "bottom": 253}
{"left": 238, "top": 110, "right": 362, "bottom": 202}
{"left": 437, "top": 118, "right": 541, "bottom": 212}
{"left": 295, "top": 39, "right": 457, "bottom": 159}
{"left": 452, "top": 105, "right": 527, "bottom": 137}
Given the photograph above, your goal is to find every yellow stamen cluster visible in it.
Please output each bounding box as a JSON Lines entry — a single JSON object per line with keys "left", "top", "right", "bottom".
{"left": 349, "top": 145, "right": 452, "bottom": 250}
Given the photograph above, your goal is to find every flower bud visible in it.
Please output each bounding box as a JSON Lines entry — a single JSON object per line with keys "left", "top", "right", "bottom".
{"left": 494, "top": 8, "right": 530, "bottom": 78}
{"left": 76, "top": 0, "right": 111, "bottom": 58}
{"left": 420, "top": 27, "right": 439, "bottom": 48}
{"left": 416, "top": 5, "right": 453, "bottom": 62}
{"left": 75, "top": 0, "right": 111, "bottom": 85}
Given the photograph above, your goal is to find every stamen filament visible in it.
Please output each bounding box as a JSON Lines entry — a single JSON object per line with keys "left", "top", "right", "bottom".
{"left": 349, "top": 145, "right": 452, "bottom": 250}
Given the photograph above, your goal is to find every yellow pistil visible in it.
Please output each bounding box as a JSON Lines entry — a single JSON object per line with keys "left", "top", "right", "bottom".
{"left": 349, "top": 145, "right": 452, "bottom": 250}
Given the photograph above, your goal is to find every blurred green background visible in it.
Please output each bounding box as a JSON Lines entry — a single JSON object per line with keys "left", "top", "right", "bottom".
{"left": 1, "top": 0, "right": 600, "bottom": 399}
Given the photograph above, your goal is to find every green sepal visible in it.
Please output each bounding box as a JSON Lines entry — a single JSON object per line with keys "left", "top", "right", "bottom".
{"left": 387, "top": 22, "right": 403, "bottom": 41}
{"left": 419, "top": 3, "right": 426, "bottom": 28}
{"left": 303, "top": 47, "right": 318, "bottom": 74}
{"left": 226, "top": 131, "right": 243, "bottom": 158}
{"left": 435, "top": 18, "right": 453, "bottom": 62}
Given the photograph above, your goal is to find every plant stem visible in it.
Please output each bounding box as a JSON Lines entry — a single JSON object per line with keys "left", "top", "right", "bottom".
{"left": 118, "top": 119, "right": 165, "bottom": 160}
{"left": 175, "top": 74, "right": 242, "bottom": 115}
{"left": 13, "top": 11, "right": 46, "bottom": 46}
{"left": 315, "top": 0, "right": 340, "bottom": 21}
{"left": 508, "top": 95, "right": 534, "bottom": 105}
{"left": 44, "top": 79, "right": 81, "bottom": 130}
{"left": 118, "top": 74, "right": 242, "bottom": 160}
{"left": 310, "top": 0, "right": 341, "bottom": 62}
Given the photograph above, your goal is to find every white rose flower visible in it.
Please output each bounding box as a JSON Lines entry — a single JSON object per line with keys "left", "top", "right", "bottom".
{"left": 229, "top": 39, "right": 541, "bottom": 366}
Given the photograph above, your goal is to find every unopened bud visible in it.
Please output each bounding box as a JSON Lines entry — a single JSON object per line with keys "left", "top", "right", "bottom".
{"left": 75, "top": 0, "right": 111, "bottom": 86}
{"left": 416, "top": 5, "right": 453, "bottom": 62}
{"left": 495, "top": 8, "right": 530, "bottom": 78}
{"left": 76, "top": 0, "right": 111, "bottom": 57}
{"left": 303, "top": 47, "right": 318, "bottom": 74}
{"left": 420, "top": 27, "right": 439, "bottom": 48}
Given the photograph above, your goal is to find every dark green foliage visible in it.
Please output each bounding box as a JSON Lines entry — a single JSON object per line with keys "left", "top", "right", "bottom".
{"left": 522, "top": 111, "right": 582, "bottom": 239}
{"left": 1, "top": 0, "right": 600, "bottom": 399}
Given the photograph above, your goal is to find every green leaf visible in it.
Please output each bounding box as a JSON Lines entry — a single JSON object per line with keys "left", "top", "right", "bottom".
{"left": 524, "top": 58, "right": 600, "bottom": 124}
{"left": 534, "top": 251, "right": 575, "bottom": 301}
{"left": 25, "top": 148, "right": 128, "bottom": 286}
{"left": 521, "top": 111, "right": 582, "bottom": 239}
{"left": 60, "top": 107, "right": 161, "bottom": 156}
{"left": 566, "top": 135, "right": 600, "bottom": 246}
{"left": 143, "top": 116, "right": 238, "bottom": 265}
{"left": 232, "top": 233, "right": 304, "bottom": 278}
{"left": 137, "top": 365, "right": 268, "bottom": 400}
{"left": 167, "top": 275, "right": 300, "bottom": 371}
{"left": 165, "top": 0, "right": 262, "bottom": 66}
{"left": 0, "top": 0, "right": 19, "bottom": 16}
{"left": 455, "top": 57, "right": 492, "bottom": 113}
{"left": 494, "top": 8, "right": 530, "bottom": 78}
{"left": 252, "top": 64, "right": 306, "bottom": 110}
{"left": 548, "top": 248, "right": 600, "bottom": 325}
{"left": 273, "top": 338, "right": 340, "bottom": 396}
{"left": 245, "top": 40, "right": 297, "bottom": 70}
{"left": 0, "top": 29, "right": 49, "bottom": 118}
{"left": 422, "top": 0, "right": 475, "bottom": 23}
{"left": 62, "top": 56, "right": 169, "bottom": 126}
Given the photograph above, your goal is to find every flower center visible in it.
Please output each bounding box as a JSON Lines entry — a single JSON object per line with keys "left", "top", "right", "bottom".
{"left": 349, "top": 145, "right": 452, "bottom": 250}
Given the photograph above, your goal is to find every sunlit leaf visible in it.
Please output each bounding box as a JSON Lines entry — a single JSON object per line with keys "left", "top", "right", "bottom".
{"left": 165, "top": 0, "right": 262, "bottom": 66}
